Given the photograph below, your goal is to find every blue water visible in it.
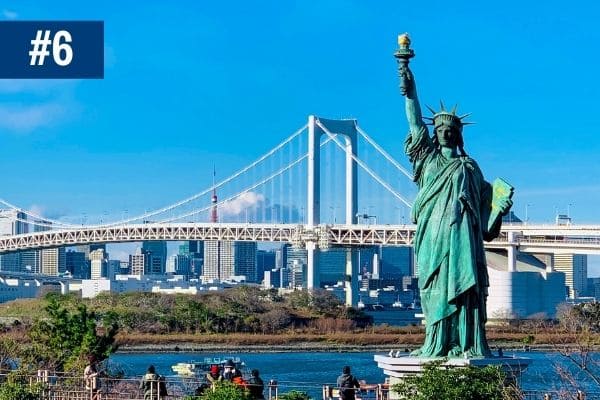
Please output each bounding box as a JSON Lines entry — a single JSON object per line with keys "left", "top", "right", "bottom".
{"left": 110, "top": 350, "right": 600, "bottom": 398}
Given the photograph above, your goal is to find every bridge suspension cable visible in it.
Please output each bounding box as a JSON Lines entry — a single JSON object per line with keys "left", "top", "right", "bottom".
{"left": 99, "top": 123, "right": 308, "bottom": 227}
{"left": 0, "top": 198, "right": 78, "bottom": 228}
{"left": 315, "top": 119, "right": 413, "bottom": 208}
{"left": 355, "top": 125, "right": 413, "bottom": 180}
{"left": 157, "top": 136, "right": 335, "bottom": 224}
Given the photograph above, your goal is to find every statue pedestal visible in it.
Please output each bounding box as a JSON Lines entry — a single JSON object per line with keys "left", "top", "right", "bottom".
{"left": 374, "top": 354, "right": 532, "bottom": 399}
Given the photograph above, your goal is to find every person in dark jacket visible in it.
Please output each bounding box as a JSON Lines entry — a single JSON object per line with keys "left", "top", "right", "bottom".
{"left": 247, "top": 369, "right": 265, "bottom": 399}
{"left": 139, "top": 365, "right": 160, "bottom": 400}
{"left": 336, "top": 366, "right": 360, "bottom": 400}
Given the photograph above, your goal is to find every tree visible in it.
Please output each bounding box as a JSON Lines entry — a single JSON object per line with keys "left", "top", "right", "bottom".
{"left": 392, "top": 361, "right": 517, "bottom": 400}
{"left": 553, "top": 302, "right": 600, "bottom": 394}
{"left": 27, "top": 294, "right": 118, "bottom": 372}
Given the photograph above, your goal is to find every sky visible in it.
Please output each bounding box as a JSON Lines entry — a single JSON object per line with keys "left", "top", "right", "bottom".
{"left": 0, "top": 1, "right": 599, "bottom": 274}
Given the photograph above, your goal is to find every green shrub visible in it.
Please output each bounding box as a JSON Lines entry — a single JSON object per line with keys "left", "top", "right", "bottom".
{"left": 279, "top": 390, "right": 311, "bottom": 400}
{"left": 0, "top": 379, "right": 44, "bottom": 400}
{"left": 392, "top": 361, "right": 518, "bottom": 400}
{"left": 198, "top": 382, "right": 250, "bottom": 400}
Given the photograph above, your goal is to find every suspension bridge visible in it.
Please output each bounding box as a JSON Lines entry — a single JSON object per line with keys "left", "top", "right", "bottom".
{"left": 1, "top": 116, "right": 600, "bottom": 305}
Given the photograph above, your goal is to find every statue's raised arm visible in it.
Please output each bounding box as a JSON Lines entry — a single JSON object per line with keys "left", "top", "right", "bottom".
{"left": 394, "top": 34, "right": 432, "bottom": 182}
{"left": 398, "top": 61, "right": 425, "bottom": 134}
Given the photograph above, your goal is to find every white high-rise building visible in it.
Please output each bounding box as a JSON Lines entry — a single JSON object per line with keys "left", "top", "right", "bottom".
{"left": 90, "top": 249, "right": 108, "bottom": 280}
{"left": 203, "top": 241, "right": 256, "bottom": 282}
{"left": 554, "top": 254, "right": 588, "bottom": 298}
{"left": 129, "top": 249, "right": 145, "bottom": 276}
{"left": 41, "top": 248, "right": 66, "bottom": 276}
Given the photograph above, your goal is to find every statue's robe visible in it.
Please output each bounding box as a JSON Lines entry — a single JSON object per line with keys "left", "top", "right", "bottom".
{"left": 405, "top": 125, "right": 494, "bottom": 358}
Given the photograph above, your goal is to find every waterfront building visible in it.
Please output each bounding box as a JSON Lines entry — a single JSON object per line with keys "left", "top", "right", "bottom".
{"left": 180, "top": 241, "right": 203, "bottom": 277}
{"left": 0, "top": 209, "right": 27, "bottom": 272}
{"left": 0, "top": 278, "right": 40, "bottom": 302}
{"left": 129, "top": 249, "right": 145, "bottom": 275}
{"left": 90, "top": 249, "right": 108, "bottom": 279}
{"left": 486, "top": 251, "right": 565, "bottom": 319}
{"left": 285, "top": 247, "right": 307, "bottom": 288}
{"left": 319, "top": 248, "right": 346, "bottom": 285}
{"left": 65, "top": 250, "right": 87, "bottom": 278}
{"left": 203, "top": 241, "right": 257, "bottom": 282}
{"left": 203, "top": 240, "right": 234, "bottom": 282}
{"left": 553, "top": 254, "right": 588, "bottom": 298}
{"left": 257, "top": 249, "right": 276, "bottom": 283}
{"left": 21, "top": 250, "right": 41, "bottom": 274}
{"left": 380, "top": 246, "right": 413, "bottom": 278}
{"left": 80, "top": 274, "right": 237, "bottom": 298}
{"left": 263, "top": 267, "right": 282, "bottom": 288}
{"left": 142, "top": 241, "right": 167, "bottom": 275}
{"left": 175, "top": 254, "right": 191, "bottom": 277}
{"left": 586, "top": 277, "right": 600, "bottom": 299}
{"left": 234, "top": 242, "right": 257, "bottom": 282}
{"left": 41, "top": 247, "right": 66, "bottom": 276}
{"left": 275, "top": 244, "right": 289, "bottom": 269}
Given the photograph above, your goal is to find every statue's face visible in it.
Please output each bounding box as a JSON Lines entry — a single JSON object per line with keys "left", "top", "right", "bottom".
{"left": 435, "top": 123, "right": 459, "bottom": 148}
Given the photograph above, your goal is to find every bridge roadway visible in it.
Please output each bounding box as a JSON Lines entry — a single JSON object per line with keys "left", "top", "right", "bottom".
{"left": 1, "top": 223, "right": 600, "bottom": 254}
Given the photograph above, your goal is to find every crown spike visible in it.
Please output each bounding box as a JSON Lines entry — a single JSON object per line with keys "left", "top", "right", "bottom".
{"left": 439, "top": 100, "right": 446, "bottom": 111}
{"left": 425, "top": 105, "right": 436, "bottom": 115}
{"left": 459, "top": 113, "right": 472, "bottom": 120}
{"left": 462, "top": 122, "right": 476, "bottom": 125}
{"left": 451, "top": 103, "right": 458, "bottom": 115}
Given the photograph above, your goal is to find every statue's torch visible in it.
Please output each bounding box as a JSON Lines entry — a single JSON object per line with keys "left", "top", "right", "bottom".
{"left": 394, "top": 33, "right": 415, "bottom": 95}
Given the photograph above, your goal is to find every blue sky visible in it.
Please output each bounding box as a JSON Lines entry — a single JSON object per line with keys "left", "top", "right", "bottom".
{"left": 1, "top": 1, "right": 599, "bottom": 273}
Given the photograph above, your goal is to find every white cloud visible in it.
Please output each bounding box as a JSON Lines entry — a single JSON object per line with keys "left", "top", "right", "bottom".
{"left": 220, "top": 192, "right": 265, "bottom": 217}
{"left": 0, "top": 102, "right": 68, "bottom": 133}
{"left": 2, "top": 10, "right": 17, "bottom": 20}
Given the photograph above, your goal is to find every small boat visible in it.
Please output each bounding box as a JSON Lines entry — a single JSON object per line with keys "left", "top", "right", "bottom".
{"left": 392, "top": 296, "right": 405, "bottom": 309}
{"left": 171, "top": 356, "right": 245, "bottom": 377}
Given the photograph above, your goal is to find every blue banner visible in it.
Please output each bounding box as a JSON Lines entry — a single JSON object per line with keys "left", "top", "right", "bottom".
{"left": 0, "top": 21, "right": 104, "bottom": 79}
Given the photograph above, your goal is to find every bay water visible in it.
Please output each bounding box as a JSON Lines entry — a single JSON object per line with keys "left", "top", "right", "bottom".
{"left": 110, "top": 350, "right": 600, "bottom": 398}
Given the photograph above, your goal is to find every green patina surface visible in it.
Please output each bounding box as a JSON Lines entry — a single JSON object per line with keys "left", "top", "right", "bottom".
{"left": 394, "top": 34, "right": 513, "bottom": 358}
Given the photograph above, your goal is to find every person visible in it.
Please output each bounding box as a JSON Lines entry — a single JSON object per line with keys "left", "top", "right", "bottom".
{"left": 337, "top": 366, "right": 360, "bottom": 400}
{"left": 397, "top": 35, "right": 512, "bottom": 358}
{"left": 231, "top": 368, "right": 247, "bottom": 389}
{"left": 247, "top": 369, "right": 265, "bottom": 399}
{"left": 139, "top": 365, "right": 160, "bottom": 400}
{"left": 83, "top": 357, "right": 100, "bottom": 398}
{"left": 206, "top": 364, "right": 223, "bottom": 388}
{"left": 222, "top": 359, "right": 236, "bottom": 381}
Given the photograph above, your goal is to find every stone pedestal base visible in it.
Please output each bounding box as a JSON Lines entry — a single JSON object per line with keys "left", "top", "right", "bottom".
{"left": 374, "top": 354, "right": 532, "bottom": 399}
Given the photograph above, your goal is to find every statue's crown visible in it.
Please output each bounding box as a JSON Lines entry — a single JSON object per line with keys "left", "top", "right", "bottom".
{"left": 424, "top": 101, "right": 473, "bottom": 131}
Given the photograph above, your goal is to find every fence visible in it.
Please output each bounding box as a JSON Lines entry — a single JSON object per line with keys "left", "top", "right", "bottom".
{"left": 1, "top": 371, "right": 598, "bottom": 400}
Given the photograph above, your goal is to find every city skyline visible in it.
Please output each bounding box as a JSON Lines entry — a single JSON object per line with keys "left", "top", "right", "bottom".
{"left": 0, "top": 1, "right": 599, "bottom": 275}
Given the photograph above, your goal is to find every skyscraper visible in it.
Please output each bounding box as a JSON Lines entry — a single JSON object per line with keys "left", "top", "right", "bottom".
{"left": 203, "top": 241, "right": 257, "bottom": 282}
{"left": 234, "top": 242, "right": 257, "bottom": 282}
{"left": 41, "top": 247, "right": 66, "bottom": 276}
{"left": 0, "top": 209, "right": 27, "bottom": 272}
{"left": 554, "top": 254, "right": 588, "bottom": 298}
{"left": 66, "top": 250, "right": 87, "bottom": 278}
{"left": 90, "top": 249, "right": 108, "bottom": 279}
{"left": 142, "top": 241, "right": 167, "bottom": 275}
{"left": 129, "top": 248, "right": 145, "bottom": 275}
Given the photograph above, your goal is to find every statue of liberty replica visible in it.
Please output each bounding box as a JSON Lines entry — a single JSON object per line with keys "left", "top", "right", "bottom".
{"left": 395, "top": 34, "right": 513, "bottom": 358}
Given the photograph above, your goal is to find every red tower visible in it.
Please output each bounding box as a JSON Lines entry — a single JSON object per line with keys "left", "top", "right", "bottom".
{"left": 210, "top": 167, "right": 218, "bottom": 223}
